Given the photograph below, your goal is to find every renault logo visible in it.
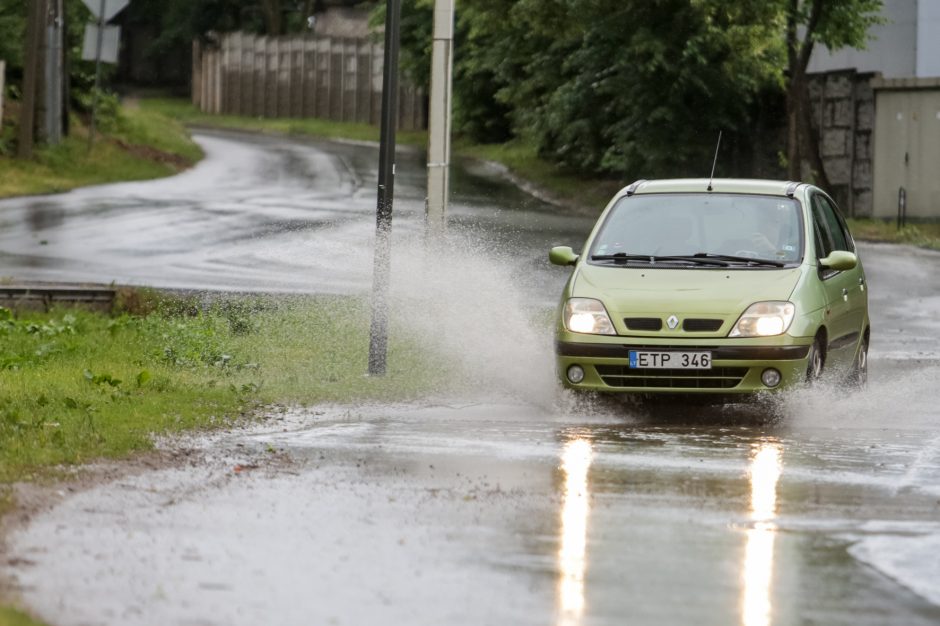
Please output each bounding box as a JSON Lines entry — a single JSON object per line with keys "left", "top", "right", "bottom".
{"left": 666, "top": 315, "right": 680, "bottom": 330}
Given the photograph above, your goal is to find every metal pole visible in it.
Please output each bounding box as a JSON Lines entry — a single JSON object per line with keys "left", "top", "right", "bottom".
{"left": 88, "top": 0, "right": 106, "bottom": 151}
{"left": 367, "top": 0, "right": 402, "bottom": 376}
{"left": 897, "top": 187, "right": 907, "bottom": 230}
{"left": 425, "top": 0, "right": 454, "bottom": 239}
{"left": 44, "top": 0, "right": 63, "bottom": 144}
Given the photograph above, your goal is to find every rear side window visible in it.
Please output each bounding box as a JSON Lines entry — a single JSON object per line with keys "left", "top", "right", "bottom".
{"left": 811, "top": 194, "right": 851, "bottom": 257}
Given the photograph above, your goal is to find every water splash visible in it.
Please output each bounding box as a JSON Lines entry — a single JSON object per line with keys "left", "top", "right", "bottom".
{"left": 387, "top": 231, "right": 559, "bottom": 407}
{"left": 775, "top": 363, "right": 940, "bottom": 430}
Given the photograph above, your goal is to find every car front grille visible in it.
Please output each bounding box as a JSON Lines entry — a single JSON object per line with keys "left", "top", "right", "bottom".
{"left": 595, "top": 365, "right": 748, "bottom": 389}
{"left": 682, "top": 318, "right": 724, "bottom": 332}
{"left": 624, "top": 317, "right": 663, "bottom": 331}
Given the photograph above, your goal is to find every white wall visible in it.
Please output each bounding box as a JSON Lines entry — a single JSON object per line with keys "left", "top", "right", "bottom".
{"left": 808, "top": 0, "right": 918, "bottom": 78}
{"left": 917, "top": 0, "right": 940, "bottom": 76}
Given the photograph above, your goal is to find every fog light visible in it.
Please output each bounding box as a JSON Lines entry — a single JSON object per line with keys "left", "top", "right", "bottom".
{"left": 567, "top": 365, "right": 585, "bottom": 384}
{"left": 761, "top": 368, "right": 782, "bottom": 388}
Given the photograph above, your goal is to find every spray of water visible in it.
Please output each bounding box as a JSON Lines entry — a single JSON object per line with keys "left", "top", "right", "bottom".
{"left": 775, "top": 363, "right": 940, "bottom": 430}
{"left": 386, "top": 230, "right": 560, "bottom": 407}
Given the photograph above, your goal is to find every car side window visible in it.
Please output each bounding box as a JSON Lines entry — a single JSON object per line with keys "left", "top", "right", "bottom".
{"left": 811, "top": 196, "right": 835, "bottom": 259}
{"left": 813, "top": 195, "right": 850, "bottom": 252}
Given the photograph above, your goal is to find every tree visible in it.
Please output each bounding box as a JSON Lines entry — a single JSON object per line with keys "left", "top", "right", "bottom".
{"left": 783, "top": 0, "right": 882, "bottom": 187}
{"left": 393, "top": 0, "right": 789, "bottom": 175}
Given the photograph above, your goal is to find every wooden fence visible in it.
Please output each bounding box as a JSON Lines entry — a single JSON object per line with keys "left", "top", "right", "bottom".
{"left": 192, "top": 32, "right": 426, "bottom": 131}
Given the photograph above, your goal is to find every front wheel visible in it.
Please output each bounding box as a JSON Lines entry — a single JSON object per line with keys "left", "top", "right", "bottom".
{"left": 806, "top": 336, "right": 824, "bottom": 383}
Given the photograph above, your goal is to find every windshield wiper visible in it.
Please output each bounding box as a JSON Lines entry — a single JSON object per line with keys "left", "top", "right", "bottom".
{"left": 691, "top": 253, "right": 787, "bottom": 268}
{"left": 590, "top": 253, "right": 728, "bottom": 267}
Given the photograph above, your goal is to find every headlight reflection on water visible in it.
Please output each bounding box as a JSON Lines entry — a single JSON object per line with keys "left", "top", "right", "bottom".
{"left": 558, "top": 438, "right": 594, "bottom": 626}
{"left": 742, "top": 442, "right": 783, "bottom": 626}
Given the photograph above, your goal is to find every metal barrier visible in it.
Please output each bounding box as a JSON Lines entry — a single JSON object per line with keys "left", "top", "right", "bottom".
{"left": 897, "top": 186, "right": 907, "bottom": 230}
{"left": 0, "top": 286, "right": 115, "bottom": 312}
{"left": 0, "top": 60, "right": 5, "bottom": 123}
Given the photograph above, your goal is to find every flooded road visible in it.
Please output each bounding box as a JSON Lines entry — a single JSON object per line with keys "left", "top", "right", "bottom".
{"left": 3, "top": 130, "right": 940, "bottom": 625}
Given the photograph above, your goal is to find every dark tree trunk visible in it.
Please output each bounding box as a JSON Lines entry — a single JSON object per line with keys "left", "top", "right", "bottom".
{"left": 261, "top": 0, "right": 283, "bottom": 36}
{"left": 785, "top": 0, "right": 831, "bottom": 190}
{"left": 799, "top": 78, "right": 832, "bottom": 189}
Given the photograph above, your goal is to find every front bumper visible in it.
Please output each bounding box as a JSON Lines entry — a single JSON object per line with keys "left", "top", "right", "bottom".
{"left": 556, "top": 338, "right": 812, "bottom": 394}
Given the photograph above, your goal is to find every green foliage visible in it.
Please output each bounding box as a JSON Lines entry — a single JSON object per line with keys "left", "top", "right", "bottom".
{"left": 802, "top": 0, "right": 885, "bottom": 52}
{"left": 0, "top": 0, "right": 25, "bottom": 71}
{"left": 73, "top": 88, "right": 122, "bottom": 131}
{"left": 391, "top": 0, "right": 882, "bottom": 178}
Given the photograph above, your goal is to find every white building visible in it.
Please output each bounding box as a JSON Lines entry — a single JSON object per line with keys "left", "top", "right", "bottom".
{"left": 808, "top": 0, "right": 940, "bottom": 79}
{"left": 807, "top": 0, "right": 940, "bottom": 218}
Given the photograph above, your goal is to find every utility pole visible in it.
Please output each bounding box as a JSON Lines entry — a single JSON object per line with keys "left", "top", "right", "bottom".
{"left": 44, "top": 0, "right": 64, "bottom": 144}
{"left": 18, "top": 0, "right": 47, "bottom": 158}
{"left": 88, "top": 0, "right": 106, "bottom": 151}
{"left": 425, "top": 0, "right": 455, "bottom": 239}
{"left": 367, "top": 0, "right": 402, "bottom": 376}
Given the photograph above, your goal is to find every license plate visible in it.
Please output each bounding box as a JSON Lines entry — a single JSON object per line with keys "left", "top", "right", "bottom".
{"left": 629, "top": 350, "right": 712, "bottom": 369}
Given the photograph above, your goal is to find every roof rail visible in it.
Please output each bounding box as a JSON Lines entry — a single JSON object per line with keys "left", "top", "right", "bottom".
{"left": 785, "top": 182, "right": 801, "bottom": 198}
{"left": 625, "top": 179, "right": 648, "bottom": 196}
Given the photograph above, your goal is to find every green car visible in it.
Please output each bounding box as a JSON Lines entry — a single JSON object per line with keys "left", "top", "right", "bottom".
{"left": 550, "top": 178, "right": 869, "bottom": 395}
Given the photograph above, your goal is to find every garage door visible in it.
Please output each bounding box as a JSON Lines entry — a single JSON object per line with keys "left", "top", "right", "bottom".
{"left": 872, "top": 89, "right": 940, "bottom": 218}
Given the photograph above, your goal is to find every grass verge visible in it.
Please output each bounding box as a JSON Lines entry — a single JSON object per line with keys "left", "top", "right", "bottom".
{"left": 455, "top": 139, "right": 622, "bottom": 212}
{"left": 139, "top": 98, "right": 429, "bottom": 148}
{"left": 0, "top": 295, "right": 453, "bottom": 485}
{"left": 0, "top": 106, "right": 202, "bottom": 198}
{"left": 0, "top": 607, "right": 47, "bottom": 626}
{"left": 847, "top": 219, "right": 940, "bottom": 250}
{"left": 0, "top": 293, "right": 454, "bottom": 625}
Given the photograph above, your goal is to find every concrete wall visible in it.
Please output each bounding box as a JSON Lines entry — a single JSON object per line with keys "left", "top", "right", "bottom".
{"left": 807, "top": 70, "right": 876, "bottom": 217}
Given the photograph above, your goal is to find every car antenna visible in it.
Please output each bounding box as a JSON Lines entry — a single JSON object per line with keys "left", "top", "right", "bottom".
{"left": 707, "top": 130, "right": 722, "bottom": 192}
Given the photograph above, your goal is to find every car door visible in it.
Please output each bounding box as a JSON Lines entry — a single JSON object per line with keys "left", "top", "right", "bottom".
{"left": 810, "top": 193, "right": 865, "bottom": 369}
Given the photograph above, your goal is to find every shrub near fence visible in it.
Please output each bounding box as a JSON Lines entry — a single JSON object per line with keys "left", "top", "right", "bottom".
{"left": 193, "top": 32, "right": 426, "bottom": 131}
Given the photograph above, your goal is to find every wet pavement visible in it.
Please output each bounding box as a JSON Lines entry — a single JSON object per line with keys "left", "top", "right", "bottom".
{"left": 3, "top": 131, "right": 940, "bottom": 625}
{"left": 0, "top": 129, "right": 586, "bottom": 302}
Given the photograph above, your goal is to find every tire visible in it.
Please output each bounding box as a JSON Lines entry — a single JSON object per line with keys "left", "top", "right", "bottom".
{"left": 806, "top": 336, "right": 824, "bottom": 384}
{"left": 848, "top": 334, "right": 869, "bottom": 388}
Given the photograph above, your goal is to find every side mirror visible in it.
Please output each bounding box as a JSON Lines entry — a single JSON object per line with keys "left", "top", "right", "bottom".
{"left": 549, "top": 246, "right": 580, "bottom": 266}
{"left": 820, "top": 250, "right": 858, "bottom": 271}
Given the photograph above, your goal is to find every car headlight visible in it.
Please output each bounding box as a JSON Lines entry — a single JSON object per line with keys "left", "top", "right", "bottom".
{"left": 729, "top": 301, "right": 795, "bottom": 338}
{"left": 564, "top": 298, "right": 616, "bottom": 335}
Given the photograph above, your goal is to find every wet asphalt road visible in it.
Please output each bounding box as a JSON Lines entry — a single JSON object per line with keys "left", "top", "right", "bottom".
{"left": 3, "top": 130, "right": 940, "bottom": 625}
{"left": 0, "top": 129, "right": 584, "bottom": 301}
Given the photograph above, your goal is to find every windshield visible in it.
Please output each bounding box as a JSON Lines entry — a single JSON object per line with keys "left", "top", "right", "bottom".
{"left": 589, "top": 193, "right": 803, "bottom": 265}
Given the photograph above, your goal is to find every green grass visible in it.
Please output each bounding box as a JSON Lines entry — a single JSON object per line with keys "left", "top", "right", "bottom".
{"left": 847, "top": 218, "right": 940, "bottom": 250}
{"left": 0, "top": 107, "right": 202, "bottom": 198}
{"left": 0, "top": 296, "right": 454, "bottom": 485}
{"left": 456, "top": 139, "right": 622, "bottom": 213}
{"left": 0, "top": 607, "right": 47, "bottom": 626}
{"left": 139, "top": 97, "right": 429, "bottom": 147}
